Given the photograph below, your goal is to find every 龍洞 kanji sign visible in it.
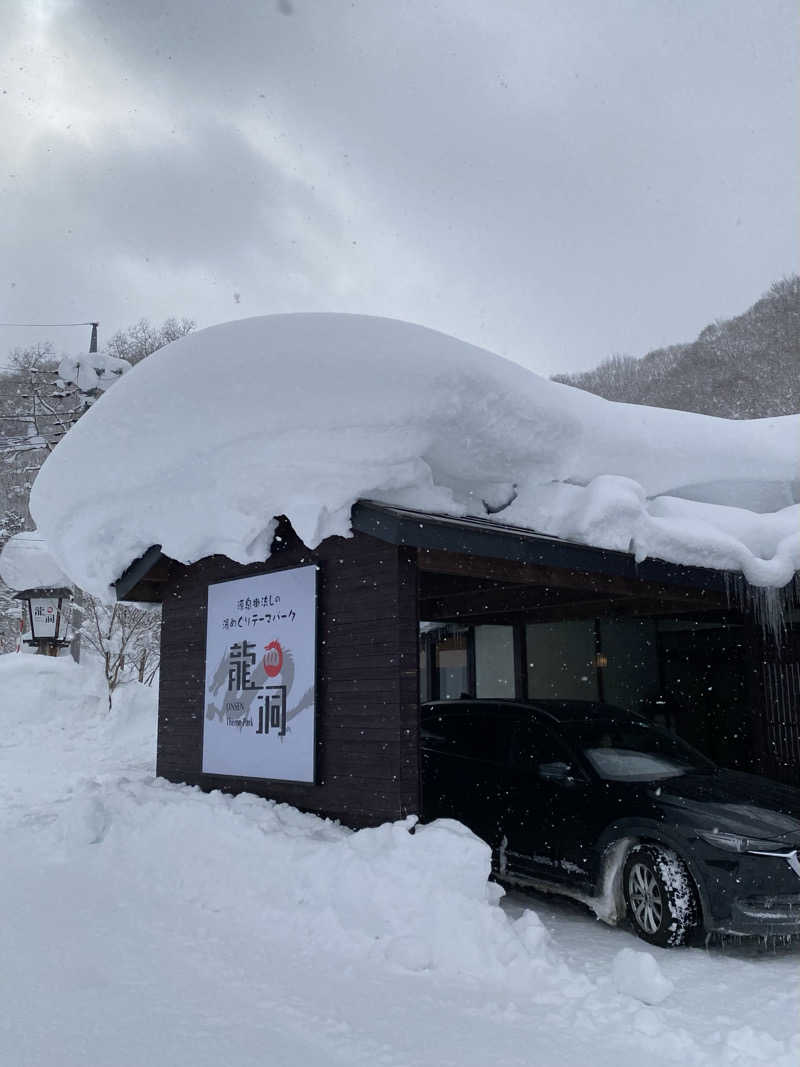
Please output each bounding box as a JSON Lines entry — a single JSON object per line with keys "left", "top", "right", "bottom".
{"left": 202, "top": 564, "right": 317, "bottom": 782}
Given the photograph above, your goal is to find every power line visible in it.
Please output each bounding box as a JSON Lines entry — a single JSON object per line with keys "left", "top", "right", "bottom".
{"left": 0, "top": 321, "right": 98, "bottom": 328}
{"left": 0, "top": 320, "right": 99, "bottom": 366}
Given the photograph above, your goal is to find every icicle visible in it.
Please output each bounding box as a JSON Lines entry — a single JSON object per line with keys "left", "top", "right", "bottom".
{"left": 723, "top": 573, "right": 800, "bottom": 645}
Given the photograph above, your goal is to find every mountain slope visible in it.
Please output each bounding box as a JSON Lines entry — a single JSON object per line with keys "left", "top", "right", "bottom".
{"left": 554, "top": 277, "right": 800, "bottom": 418}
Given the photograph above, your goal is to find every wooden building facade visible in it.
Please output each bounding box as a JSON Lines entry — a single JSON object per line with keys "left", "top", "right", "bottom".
{"left": 117, "top": 501, "right": 800, "bottom": 827}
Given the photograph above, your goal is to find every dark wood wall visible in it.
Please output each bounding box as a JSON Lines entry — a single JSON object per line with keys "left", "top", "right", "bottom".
{"left": 157, "top": 527, "right": 420, "bottom": 827}
{"left": 755, "top": 623, "right": 800, "bottom": 785}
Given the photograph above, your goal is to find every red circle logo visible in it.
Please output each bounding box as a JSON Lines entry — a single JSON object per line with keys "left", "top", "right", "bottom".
{"left": 263, "top": 640, "right": 283, "bottom": 678}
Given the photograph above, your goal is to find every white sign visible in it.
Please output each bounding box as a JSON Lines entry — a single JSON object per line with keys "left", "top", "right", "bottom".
{"left": 203, "top": 565, "right": 317, "bottom": 782}
{"left": 29, "top": 597, "right": 63, "bottom": 640}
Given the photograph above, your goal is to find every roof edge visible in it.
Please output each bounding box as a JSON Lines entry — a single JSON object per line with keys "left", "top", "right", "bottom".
{"left": 13, "top": 586, "right": 73, "bottom": 600}
{"left": 115, "top": 544, "right": 164, "bottom": 601}
{"left": 113, "top": 500, "right": 790, "bottom": 603}
{"left": 351, "top": 499, "right": 732, "bottom": 592}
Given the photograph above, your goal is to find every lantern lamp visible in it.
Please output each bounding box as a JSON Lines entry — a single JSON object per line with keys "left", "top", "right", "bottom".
{"left": 14, "top": 587, "right": 74, "bottom": 653}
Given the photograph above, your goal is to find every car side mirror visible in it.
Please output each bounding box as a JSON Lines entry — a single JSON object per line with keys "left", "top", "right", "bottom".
{"left": 538, "top": 761, "right": 581, "bottom": 786}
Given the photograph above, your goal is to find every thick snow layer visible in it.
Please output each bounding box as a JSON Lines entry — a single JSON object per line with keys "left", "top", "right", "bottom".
{"left": 0, "top": 656, "right": 570, "bottom": 991}
{"left": 0, "top": 528, "right": 73, "bottom": 590}
{"left": 29, "top": 314, "right": 799, "bottom": 597}
{"left": 2, "top": 654, "right": 800, "bottom": 1066}
{"left": 0, "top": 656, "right": 152, "bottom": 806}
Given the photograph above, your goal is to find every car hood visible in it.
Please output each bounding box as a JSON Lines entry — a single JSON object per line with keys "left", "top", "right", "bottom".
{"left": 648, "top": 769, "right": 800, "bottom": 843}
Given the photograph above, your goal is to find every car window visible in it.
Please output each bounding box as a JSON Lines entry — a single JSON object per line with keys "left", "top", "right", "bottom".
{"left": 508, "top": 720, "right": 576, "bottom": 774}
{"left": 421, "top": 708, "right": 516, "bottom": 765}
{"left": 585, "top": 748, "right": 692, "bottom": 780}
{"left": 565, "top": 721, "right": 715, "bottom": 781}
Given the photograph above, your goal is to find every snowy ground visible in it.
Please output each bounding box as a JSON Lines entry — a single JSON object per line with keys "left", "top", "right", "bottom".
{"left": 1, "top": 655, "right": 798, "bottom": 1067}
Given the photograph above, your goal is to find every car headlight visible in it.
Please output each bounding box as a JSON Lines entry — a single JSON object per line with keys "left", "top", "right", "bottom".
{"left": 697, "top": 830, "right": 791, "bottom": 855}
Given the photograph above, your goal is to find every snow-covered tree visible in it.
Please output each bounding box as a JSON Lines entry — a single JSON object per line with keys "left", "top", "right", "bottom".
{"left": 0, "top": 317, "right": 193, "bottom": 658}
{"left": 0, "top": 346, "right": 84, "bottom": 650}
{"left": 79, "top": 599, "right": 162, "bottom": 700}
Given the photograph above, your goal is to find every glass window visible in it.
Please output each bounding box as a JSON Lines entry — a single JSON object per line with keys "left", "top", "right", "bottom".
{"left": 527, "top": 620, "right": 599, "bottom": 701}
{"left": 434, "top": 624, "right": 470, "bottom": 700}
{"left": 419, "top": 633, "right": 430, "bottom": 702}
{"left": 598, "top": 619, "right": 660, "bottom": 715}
{"left": 474, "top": 624, "right": 516, "bottom": 698}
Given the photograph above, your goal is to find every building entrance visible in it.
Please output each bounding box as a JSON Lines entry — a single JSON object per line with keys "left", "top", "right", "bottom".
{"left": 420, "top": 614, "right": 753, "bottom": 772}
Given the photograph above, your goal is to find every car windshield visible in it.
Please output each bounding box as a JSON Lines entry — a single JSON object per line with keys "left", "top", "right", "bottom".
{"left": 565, "top": 720, "right": 715, "bottom": 781}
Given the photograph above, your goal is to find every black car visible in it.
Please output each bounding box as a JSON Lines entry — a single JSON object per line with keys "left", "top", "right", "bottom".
{"left": 420, "top": 699, "right": 800, "bottom": 946}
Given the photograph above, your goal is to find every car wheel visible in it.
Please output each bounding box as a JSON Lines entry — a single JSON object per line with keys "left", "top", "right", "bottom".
{"left": 623, "top": 844, "right": 699, "bottom": 947}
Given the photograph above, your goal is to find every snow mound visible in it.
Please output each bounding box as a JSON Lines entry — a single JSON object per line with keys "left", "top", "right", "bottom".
{"left": 612, "top": 947, "right": 674, "bottom": 1004}
{"left": 29, "top": 313, "right": 799, "bottom": 598}
{"left": 72, "top": 782, "right": 579, "bottom": 991}
{"left": 0, "top": 655, "right": 571, "bottom": 991}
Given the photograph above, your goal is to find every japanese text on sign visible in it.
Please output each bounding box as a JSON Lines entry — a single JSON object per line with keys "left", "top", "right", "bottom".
{"left": 202, "top": 565, "right": 317, "bottom": 783}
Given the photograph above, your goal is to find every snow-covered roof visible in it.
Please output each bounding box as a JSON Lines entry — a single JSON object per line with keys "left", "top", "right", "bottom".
{"left": 58, "top": 351, "right": 131, "bottom": 397}
{"left": 29, "top": 313, "right": 800, "bottom": 599}
{"left": 0, "top": 529, "right": 73, "bottom": 592}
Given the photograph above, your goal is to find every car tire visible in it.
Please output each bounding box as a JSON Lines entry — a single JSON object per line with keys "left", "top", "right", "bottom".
{"left": 623, "top": 843, "right": 699, "bottom": 947}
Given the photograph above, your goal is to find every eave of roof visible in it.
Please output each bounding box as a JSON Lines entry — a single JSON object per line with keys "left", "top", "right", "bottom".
{"left": 114, "top": 543, "right": 165, "bottom": 601}
{"left": 12, "top": 586, "right": 74, "bottom": 600}
{"left": 115, "top": 499, "right": 737, "bottom": 602}
{"left": 351, "top": 500, "right": 731, "bottom": 593}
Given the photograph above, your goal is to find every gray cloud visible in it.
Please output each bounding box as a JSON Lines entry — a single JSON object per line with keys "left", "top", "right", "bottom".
{"left": 6, "top": 122, "right": 344, "bottom": 271}
{"left": 0, "top": 0, "right": 796, "bottom": 373}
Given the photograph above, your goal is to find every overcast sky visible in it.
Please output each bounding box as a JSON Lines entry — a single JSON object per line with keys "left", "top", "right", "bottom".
{"left": 1, "top": 0, "right": 796, "bottom": 375}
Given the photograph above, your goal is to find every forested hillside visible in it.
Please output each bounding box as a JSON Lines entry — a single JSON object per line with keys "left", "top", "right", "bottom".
{"left": 554, "top": 277, "right": 800, "bottom": 418}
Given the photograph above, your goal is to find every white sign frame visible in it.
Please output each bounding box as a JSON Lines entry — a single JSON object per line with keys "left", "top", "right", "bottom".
{"left": 202, "top": 564, "right": 318, "bottom": 783}
{"left": 28, "top": 597, "right": 69, "bottom": 642}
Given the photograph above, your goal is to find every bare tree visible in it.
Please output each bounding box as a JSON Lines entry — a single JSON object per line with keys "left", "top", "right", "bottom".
{"left": 0, "top": 344, "right": 82, "bottom": 463}
{"left": 104, "top": 316, "right": 195, "bottom": 365}
{"left": 79, "top": 598, "right": 161, "bottom": 705}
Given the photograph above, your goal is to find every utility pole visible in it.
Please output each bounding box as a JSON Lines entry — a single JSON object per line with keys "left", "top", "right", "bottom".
{"left": 68, "top": 321, "right": 98, "bottom": 664}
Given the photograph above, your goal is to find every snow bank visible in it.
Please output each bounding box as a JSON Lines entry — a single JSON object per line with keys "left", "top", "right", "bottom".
{"left": 29, "top": 314, "right": 799, "bottom": 598}
{"left": 62, "top": 783, "right": 582, "bottom": 992}
{"left": 0, "top": 654, "right": 105, "bottom": 726}
{"left": 0, "top": 655, "right": 155, "bottom": 809}
{"left": 0, "top": 656, "right": 569, "bottom": 991}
